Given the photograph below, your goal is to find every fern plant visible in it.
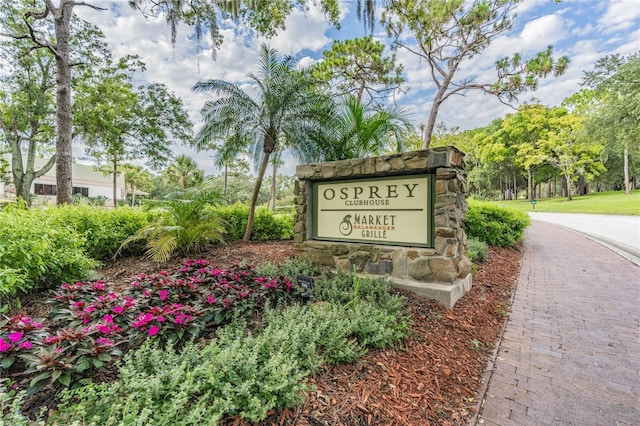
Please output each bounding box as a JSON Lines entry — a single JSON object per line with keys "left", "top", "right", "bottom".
{"left": 116, "top": 188, "right": 225, "bottom": 262}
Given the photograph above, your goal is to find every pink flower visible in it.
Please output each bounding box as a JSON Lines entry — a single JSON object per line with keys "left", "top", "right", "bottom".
{"left": 43, "top": 336, "right": 61, "bottom": 344}
{"left": 0, "top": 338, "right": 11, "bottom": 352}
{"left": 96, "top": 325, "right": 111, "bottom": 334}
{"left": 102, "top": 314, "right": 114, "bottom": 324}
{"left": 143, "top": 290, "right": 150, "bottom": 297}
{"left": 96, "top": 338, "right": 113, "bottom": 346}
{"left": 159, "top": 290, "right": 169, "bottom": 301}
{"left": 148, "top": 326, "right": 160, "bottom": 336}
{"left": 207, "top": 295, "right": 217, "bottom": 304}
{"left": 113, "top": 306, "right": 124, "bottom": 314}
{"left": 18, "top": 341, "right": 32, "bottom": 350}
{"left": 8, "top": 332, "right": 23, "bottom": 343}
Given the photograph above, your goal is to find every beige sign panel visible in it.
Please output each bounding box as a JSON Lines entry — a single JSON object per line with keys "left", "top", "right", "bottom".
{"left": 313, "top": 175, "right": 433, "bottom": 247}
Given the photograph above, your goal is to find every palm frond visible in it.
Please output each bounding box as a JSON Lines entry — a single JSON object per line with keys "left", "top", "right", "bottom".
{"left": 146, "top": 233, "right": 178, "bottom": 263}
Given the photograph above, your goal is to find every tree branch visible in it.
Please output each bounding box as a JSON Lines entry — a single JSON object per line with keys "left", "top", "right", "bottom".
{"left": 72, "top": 1, "right": 108, "bottom": 11}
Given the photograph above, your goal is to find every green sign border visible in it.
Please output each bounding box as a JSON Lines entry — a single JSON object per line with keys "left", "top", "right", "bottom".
{"left": 311, "top": 174, "right": 435, "bottom": 248}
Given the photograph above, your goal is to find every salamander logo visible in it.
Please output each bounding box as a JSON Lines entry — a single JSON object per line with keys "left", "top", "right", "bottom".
{"left": 339, "top": 214, "right": 353, "bottom": 236}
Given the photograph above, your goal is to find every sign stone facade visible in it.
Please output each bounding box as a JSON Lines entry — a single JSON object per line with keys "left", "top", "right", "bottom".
{"left": 294, "top": 146, "right": 472, "bottom": 308}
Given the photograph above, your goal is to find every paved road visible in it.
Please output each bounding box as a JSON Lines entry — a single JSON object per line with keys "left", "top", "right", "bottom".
{"left": 475, "top": 220, "right": 640, "bottom": 425}
{"left": 529, "top": 212, "right": 640, "bottom": 265}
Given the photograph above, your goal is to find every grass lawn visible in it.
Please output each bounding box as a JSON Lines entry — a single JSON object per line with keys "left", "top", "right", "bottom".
{"left": 484, "top": 190, "right": 640, "bottom": 216}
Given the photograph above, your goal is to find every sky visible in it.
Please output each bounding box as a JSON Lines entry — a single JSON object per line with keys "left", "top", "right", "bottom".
{"left": 73, "top": 0, "right": 640, "bottom": 176}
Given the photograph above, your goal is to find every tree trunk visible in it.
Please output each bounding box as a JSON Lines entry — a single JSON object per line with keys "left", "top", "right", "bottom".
{"left": 624, "top": 142, "right": 630, "bottom": 194}
{"left": 527, "top": 168, "right": 534, "bottom": 200}
{"left": 270, "top": 159, "right": 277, "bottom": 213}
{"left": 421, "top": 99, "right": 441, "bottom": 150}
{"left": 223, "top": 164, "right": 228, "bottom": 204}
{"left": 8, "top": 132, "right": 56, "bottom": 205}
{"left": 243, "top": 150, "right": 271, "bottom": 241}
{"left": 53, "top": 1, "right": 74, "bottom": 205}
{"left": 576, "top": 175, "right": 587, "bottom": 195}
{"left": 565, "top": 173, "right": 573, "bottom": 201}
{"left": 112, "top": 158, "right": 118, "bottom": 207}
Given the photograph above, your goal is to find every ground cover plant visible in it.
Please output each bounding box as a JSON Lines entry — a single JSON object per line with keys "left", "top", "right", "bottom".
{"left": 0, "top": 254, "right": 410, "bottom": 424}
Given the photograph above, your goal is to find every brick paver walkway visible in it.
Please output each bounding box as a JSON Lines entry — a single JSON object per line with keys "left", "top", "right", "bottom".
{"left": 476, "top": 220, "right": 640, "bottom": 425}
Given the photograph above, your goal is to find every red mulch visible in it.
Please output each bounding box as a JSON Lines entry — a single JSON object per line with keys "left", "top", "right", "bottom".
{"left": 221, "top": 244, "right": 523, "bottom": 426}
{"left": 13, "top": 241, "right": 522, "bottom": 426}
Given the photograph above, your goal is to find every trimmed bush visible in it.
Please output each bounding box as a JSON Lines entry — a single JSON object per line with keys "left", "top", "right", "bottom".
{"left": 466, "top": 200, "right": 530, "bottom": 247}
{"left": 215, "top": 204, "right": 294, "bottom": 241}
{"left": 0, "top": 209, "right": 98, "bottom": 296}
{"left": 50, "top": 205, "right": 154, "bottom": 260}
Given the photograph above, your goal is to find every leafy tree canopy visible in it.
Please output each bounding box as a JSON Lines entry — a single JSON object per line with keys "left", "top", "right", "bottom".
{"left": 381, "top": 0, "right": 569, "bottom": 148}
{"left": 312, "top": 36, "right": 405, "bottom": 106}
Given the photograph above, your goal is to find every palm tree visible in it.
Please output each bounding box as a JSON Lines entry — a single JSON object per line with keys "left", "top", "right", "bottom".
{"left": 209, "top": 136, "right": 250, "bottom": 204}
{"left": 122, "top": 163, "right": 153, "bottom": 206}
{"left": 116, "top": 187, "right": 224, "bottom": 263}
{"left": 313, "top": 95, "right": 415, "bottom": 161}
{"left": 192, "top": 43, "right": 326, "bottom": 240}
{"left": 165, "top": 155, "right": 204, "bottom": 190}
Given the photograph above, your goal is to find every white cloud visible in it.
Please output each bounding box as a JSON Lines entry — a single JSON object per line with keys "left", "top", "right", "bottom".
{"left": 614, "top": 28, "right": 640, "bottom": 55}
{"left": 256, "top": 3, "right": 332, "bottom": 55}
{"left": 519, "top": 14, "right": 567, "bottom": 48}
{"left": 598, "top": 0, "right": 640, "bottom": 35}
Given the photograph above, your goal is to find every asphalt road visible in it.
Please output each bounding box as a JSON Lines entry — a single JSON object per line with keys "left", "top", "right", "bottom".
{"left": 528, "top": 212, "right": 640, "bottom": 266}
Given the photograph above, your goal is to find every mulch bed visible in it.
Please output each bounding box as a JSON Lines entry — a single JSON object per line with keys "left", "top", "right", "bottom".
{"left": 13, "top": 241, "right": 522, "bottom": 425}
{"left": 222, "top": 243, "right": 523, "bottom": 426}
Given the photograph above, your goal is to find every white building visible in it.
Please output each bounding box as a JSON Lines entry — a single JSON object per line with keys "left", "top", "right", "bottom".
{"left": 1, "top": 155, "right": 125, "bottom": 206}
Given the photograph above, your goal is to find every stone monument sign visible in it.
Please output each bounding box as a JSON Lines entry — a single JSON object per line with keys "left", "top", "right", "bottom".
{"left": 294, "top": 146, "right": 472, "bottom": 308}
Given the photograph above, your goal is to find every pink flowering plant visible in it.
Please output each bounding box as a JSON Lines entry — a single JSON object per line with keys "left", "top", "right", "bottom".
{"left": 0, "top": 315, "right": 46, "bottom": 370}
{"left": 1, "top": 259, "right": 300, "bottom": 395}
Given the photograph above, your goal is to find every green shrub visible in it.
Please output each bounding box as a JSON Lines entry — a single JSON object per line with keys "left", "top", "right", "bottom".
{"left": 466, "top": 200, "right": 530, "bottom": 247}
{"left": 313, "top": 269, "right": 397, "bottom": 307}
{"left": 252, "top": 209, "right": 294, "bottom": 240}
{"left": 49, "top": 205, "right": 153, "bottom": 260}
{"left": 215, "top": 204, "right": 294, "bottom": 241}
{"left": 254, "top": 257, "right": 320, "bottom": 282}
{"left": 214, "top": 203, "right": 248, "bottom": 241}
{"left": 0, "top": 209, "right": 98, "bottom": 296}
{"left": 467, "top": 237, "right": 488, "bottom": 263}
